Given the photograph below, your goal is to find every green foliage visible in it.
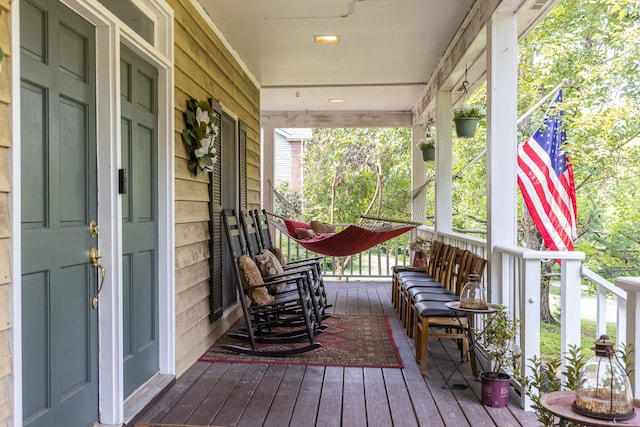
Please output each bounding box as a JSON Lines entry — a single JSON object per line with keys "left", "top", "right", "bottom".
{"left": 517, "top": 0, "right": 640, "bottom": 280}
{"left": 302, "top": 128, "right": 412, "bottom": 224}
{"left": 418, "top": 124, "right": 436, "bottom": 148}
{"left": 479, "top": 305, "right": 521, "bottom": 376}
{"left": 516, "top": 355, "right": 562, "bottom": 427}
{"left": 181, "top": 99, "right": 218, "bottom": 176}
{"left": 274, "top": 182, "right": 302, "bottom": 220}
{"left": 452, "top": 104, "right": 486, "bottom": 120}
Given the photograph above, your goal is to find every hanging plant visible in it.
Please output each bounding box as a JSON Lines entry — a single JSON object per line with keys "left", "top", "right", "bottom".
{"left": 182, "top": 98, "right": 218, "bottom": 176}
{"left": 452, "top": 79, "right": 485, "bottom": 138}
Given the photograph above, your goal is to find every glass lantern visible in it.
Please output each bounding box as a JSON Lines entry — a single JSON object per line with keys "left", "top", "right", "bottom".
{"left": 459, "top": 273, "right": 487, "bottom": 310}
{"left": 573, "top": 335, "right": 634, "bottom": 421}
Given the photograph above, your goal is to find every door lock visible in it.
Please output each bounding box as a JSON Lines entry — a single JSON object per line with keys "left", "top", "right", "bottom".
{"left": 89, "top": 220, "right": 99, "bottom": 238}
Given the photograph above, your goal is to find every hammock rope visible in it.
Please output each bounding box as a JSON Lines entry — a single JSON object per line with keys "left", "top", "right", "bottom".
{"left": 267, "top": 212, "right": 416, "bottom": 257}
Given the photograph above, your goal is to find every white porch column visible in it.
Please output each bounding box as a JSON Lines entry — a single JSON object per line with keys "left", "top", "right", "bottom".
{"left": 262, "top": 126, "right": 275, "bottom": 214}
{"left": 434, "top": 90, "right": 452, "bottom": 235}
{"left": 412, "top": 124, "right": 427, "bottom": 224}
{"left": 486, "top": 11, "right": 518, "bottom": 302}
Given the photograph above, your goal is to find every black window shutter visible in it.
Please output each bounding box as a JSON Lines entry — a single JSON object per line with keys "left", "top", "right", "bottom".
{"left": 208, "top": 98, "right": 223, "bottom": 321}
{"left": 239, "top": 120, "right": 248, "bottom": 211}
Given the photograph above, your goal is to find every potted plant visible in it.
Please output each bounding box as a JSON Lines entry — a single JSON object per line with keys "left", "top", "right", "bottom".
{"left": 418, "top": 123, "right": 436, "bottom": 161}
{"left": 478, "top": 304, "right": 521, "bottom": 407}
{"left": 452, "top": 104, "right": 485, "bottom": 138}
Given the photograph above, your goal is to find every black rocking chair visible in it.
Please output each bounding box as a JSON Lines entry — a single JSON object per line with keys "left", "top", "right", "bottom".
{"left": 222, "top": 209, "right": 321, "bottom": 356}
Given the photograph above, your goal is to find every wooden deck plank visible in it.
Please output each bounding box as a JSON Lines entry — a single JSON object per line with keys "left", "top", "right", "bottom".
{"left": 141, "top": 361, "right": 210, "bottom": 423}
{"left": 347, "top": 289, "right": 359, "bottom": 313}
{"left": 183, "top": 363, "right": 251, "bottom": 425}
{"left": 136, "top": 280, "right": 541, "bottom": 427}
{"left": 383, "top": 368, "right": 419, "bottom": 427}
{"left": 341, "top": 368, "right": 367, "bottom": 427}
{"left": 262, "top": 365, "right": 306, "bottom": 427}
{"left": 357, "top": 288, "right": 372, "bottom": 314}
{"left": 158, "top": 363, "right": 231, "bottom": 424}
{"left": 289, "top": 365, "right": 324, "bottom": 426}
{"left": 210, "top": 364, "right": 269, "bottom": 426}
{"left": 315, "top": 366, "right": 344, "bottom": 426}
{"left": 363, "top": 368, "right": 393, "bottom": 427}
{"left": 236, "top": 364, "right": 288, "bottom": 427}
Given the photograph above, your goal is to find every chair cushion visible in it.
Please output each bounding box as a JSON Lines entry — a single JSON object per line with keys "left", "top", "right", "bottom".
{"left": 237, "top": 255, "right": 274, "bottom": 306}
{"left": 414, "top": 293, "right": 458, "bottom": 303}
{"left": 414, "top": 300, "right": 466, "bottom": 318}
{"left": 395, "top": 270, "right": 431, "bottom": 279}
{"left": 408, "top": 286, "right": 452, "bottom": 297}
{"left": 269, "top": 246, "right": 286, "bottom": 267}
{"left": 285, "top": 219, "right": 310, "bottom": 236}
{"left": 254, "top": 249, "right": 287, "bottom": 293}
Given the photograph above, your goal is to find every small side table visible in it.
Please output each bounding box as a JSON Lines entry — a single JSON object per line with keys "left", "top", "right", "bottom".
{"left": 442, "top": 301, "right": 498, "bottom": 389}
{"left": 540, "top": 391, "right": 640, "bottom": 426}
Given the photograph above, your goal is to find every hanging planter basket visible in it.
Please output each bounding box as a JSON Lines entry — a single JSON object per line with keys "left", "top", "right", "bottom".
{"left": 454, "top": 117, "right": 479, "bottom": 138}
{"left": 421, "top": 146, "right": 435, "bottom": 161}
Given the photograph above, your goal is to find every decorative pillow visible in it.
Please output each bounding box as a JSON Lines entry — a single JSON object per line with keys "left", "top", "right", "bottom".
{"left": 254, "top": 249, "right": 286, "bottom": 293}
{"left": 285, "top": 219, "right": 310, "bottom": 236}
{"left": 296, "top": 228, "right": 316, "bottom": 240}
{"left": 237, "top": 255, "right": 274, "bottom": 305}
{"left": 269, "top": 246, "right": 286, "bottom": 267}
{"left": 310, "top": 220, "right": 336, "bottom": 234}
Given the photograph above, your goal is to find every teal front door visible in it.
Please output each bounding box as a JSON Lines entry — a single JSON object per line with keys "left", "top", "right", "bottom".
{"left": 20, "top": 0, "right": 99, "bottom": 426}
{"left": 120, "top": 45, "right": 160, "bottom": 397}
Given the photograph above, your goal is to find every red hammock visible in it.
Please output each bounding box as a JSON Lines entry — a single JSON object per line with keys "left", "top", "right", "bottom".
{"left": 269, "top": 217, "right": 415, "bottom": 257}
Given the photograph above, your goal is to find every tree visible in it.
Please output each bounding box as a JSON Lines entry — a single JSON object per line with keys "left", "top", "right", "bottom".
{"left": 302, "top": 128, "right": 413, "bottom": 224}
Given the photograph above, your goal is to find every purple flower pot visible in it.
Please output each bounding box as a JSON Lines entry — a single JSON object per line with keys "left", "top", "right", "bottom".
{"left": 480, "top": 372, "right": 511, "bottom": 408}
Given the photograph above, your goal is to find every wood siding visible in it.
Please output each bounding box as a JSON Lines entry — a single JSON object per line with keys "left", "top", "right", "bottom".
{"left": 170, "top": 0, "right": 261, "bottom": 376}
{"left": 0, "top": 0, "right": 10, "bottom": 424}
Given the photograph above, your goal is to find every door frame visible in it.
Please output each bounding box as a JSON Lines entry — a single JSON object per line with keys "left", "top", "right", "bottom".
{"left": 10, "top": 0, "right": 175, "bottom": 425}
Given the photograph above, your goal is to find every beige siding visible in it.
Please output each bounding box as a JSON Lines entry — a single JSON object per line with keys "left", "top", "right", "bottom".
{"left": 170, "top": 0, "right": 261, "bottom": 376}
{"left": 0, "top": 0, "right": 10, "bottom": 424}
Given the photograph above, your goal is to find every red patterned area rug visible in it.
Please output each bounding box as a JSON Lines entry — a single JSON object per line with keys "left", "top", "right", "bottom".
{"left": 199, "top": 314, "right": 403, "bottom": 368}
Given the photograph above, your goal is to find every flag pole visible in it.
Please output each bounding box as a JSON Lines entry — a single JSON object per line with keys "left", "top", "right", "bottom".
{"left": 516, "top": 79, "right": 569, "bottom": 125}
{"left": 452, "top": 79, "right": 570, "bottom": 180}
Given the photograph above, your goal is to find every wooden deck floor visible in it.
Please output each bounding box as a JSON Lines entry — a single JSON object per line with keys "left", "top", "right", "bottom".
{"left": 136, "top": 280, "right": 541, "bottom": 426}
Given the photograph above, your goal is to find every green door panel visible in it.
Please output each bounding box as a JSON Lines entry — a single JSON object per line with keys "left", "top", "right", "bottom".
{"left": 120, "top": 45, "right": 159, "bottom": 398}
{"left": 20, "top": 1, "right": 98, "bottom": 426}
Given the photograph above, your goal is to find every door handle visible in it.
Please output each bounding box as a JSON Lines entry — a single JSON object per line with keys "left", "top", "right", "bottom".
{"left": 89, "top": 247, "right": 105, "bottom": 309}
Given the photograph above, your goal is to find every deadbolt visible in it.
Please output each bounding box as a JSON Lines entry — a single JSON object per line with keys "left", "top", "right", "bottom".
{"left": 89, "top": 220, "right": 99, "bottom": 237}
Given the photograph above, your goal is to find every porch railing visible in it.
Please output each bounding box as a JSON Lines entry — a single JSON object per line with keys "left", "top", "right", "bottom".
{"left": 276, "top": 224, "right": 640, "bottom": 408}
{"left": 415, "top": 227, "right": 638, "bottom": 409}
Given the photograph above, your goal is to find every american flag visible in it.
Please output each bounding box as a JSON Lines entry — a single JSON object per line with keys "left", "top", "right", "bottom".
{"left": 517, "top": 89, "right": 577, "bottom": 251}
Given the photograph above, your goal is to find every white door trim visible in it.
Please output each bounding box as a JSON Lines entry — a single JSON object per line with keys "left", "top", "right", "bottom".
{"left": 10, "top": 1, "right": 174, "bottom": 425}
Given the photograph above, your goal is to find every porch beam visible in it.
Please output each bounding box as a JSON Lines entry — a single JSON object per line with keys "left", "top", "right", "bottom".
{"left": 413, "top": 0, "right": 562, "bottom": 124}
{"left": 261, "top": 112, "right": 412, "bottom": 129}
{"left": 486, "top": 11, "right": 518, "bottom": 302}
{"left": 413, "top": 0, "right": 501, "bottom": 123}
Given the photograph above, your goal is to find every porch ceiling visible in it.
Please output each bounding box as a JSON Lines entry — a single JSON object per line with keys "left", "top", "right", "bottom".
{"left": 197, "top": 0, "right": 558, "bottom": 125}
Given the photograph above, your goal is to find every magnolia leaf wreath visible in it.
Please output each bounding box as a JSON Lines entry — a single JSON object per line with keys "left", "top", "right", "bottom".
{"left": 182, "top": 99, "right": 219, "bottom": 176}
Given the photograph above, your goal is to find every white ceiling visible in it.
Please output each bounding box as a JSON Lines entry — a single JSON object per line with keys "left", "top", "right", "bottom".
{"left": 198, "top": 0, "right": 475, "bottom": 115}
{"left": 197, "top": 0, "right": 558, "bottom": 122}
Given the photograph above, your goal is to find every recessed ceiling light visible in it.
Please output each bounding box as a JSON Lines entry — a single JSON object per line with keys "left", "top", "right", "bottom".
{"left": 328, "top": 98, "right": 344, "bottom": 103}
{"left": 315, "top": 35, "right": 339, "bottom": 43}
